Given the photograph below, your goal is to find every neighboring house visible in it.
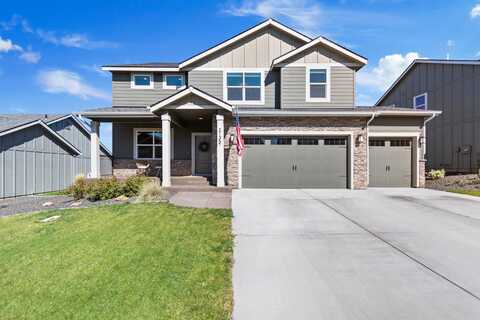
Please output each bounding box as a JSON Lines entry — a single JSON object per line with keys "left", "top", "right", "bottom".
{"left": 81, "top": 19, "right": 440, "bottom": 189}
{"left": 0, "top": 114, "right": 112, "bottom": 198}
{"left": 376, "top": 59, "right": 479, "bottom": 173}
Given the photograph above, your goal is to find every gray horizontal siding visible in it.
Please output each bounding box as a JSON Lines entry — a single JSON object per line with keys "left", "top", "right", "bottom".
{"left": 0, "top": 118, "right": 112, "bottom": 198}
{"left": 112, "top": 72, "right": 184, "bottom": 107}
{"left": 379, "top": 63, "right": 480, "bottom": 172}
{"left": 281, "top": 66, "right": 355, "bottom": 108}
{"left": 188, "top": 70, "right": 278, "bottom": 109}
{"left": 369, "top": 116, "right": 424, "bottom": 133}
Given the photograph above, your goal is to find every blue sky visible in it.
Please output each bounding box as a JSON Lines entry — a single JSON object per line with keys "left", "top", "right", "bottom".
{"left": 1, "top": 0, "right": 480, "bottom": 149}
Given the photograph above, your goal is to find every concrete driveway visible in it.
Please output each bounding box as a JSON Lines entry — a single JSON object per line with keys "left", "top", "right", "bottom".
{"left": 232, "top": 188, "right": 480, "bottom": 320}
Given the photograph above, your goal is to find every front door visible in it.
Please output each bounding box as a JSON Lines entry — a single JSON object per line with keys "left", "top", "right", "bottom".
{"left": 194, "top": 134, "right": 212, "bottom": 176}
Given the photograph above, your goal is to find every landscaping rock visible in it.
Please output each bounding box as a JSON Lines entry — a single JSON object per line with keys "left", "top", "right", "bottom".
{"left": 70, "top": 201, "right": 83, "bottom": 207}
{"left": 42, "top": 201, "right": 54, "bottom": 207}
{"left": 114, "top": 195, "right": 129, "bottom": 202}
{"left": 40, "top": 215, "right": 61, "bottom": 223}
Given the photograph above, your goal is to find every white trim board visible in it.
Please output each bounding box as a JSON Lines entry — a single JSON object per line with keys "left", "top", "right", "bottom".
{"left": 191, "top": 132, "right": 212, "bottom": 176}
{"left": 150, "top": 86, "right": 232, "bottom": 112}
{"left": 238, "top": 130, "right": 355, "bottom": 189}
{"left": 272, "top": 37, "right": 368, "bottom": 66}
{"left": 162, "top": 73, "right": 186, "bottom": 90}
{"left": 413, "top": 92, "right": 428, "bottom": 110}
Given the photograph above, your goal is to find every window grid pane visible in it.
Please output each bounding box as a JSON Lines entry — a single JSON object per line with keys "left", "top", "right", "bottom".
{"left": 310, "top": 84, "right": 326, "bottom": 98}
{"left": 226, "top": 72, "right": 261, "bottom": 102}
{"left": 310, "top": 69, "right": 327, "bottom": 84}
{"left": 136, "top": 130, "right": 162, "bottom": 159}
{"left": 324, "top": 138, "right": 346, "bottom": 145}
{"left": 134, "top": 75, "right": 151, "bottom": 86}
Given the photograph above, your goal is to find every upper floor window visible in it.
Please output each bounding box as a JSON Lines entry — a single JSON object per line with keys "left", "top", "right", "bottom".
{"left": 306, "top": 66, "right": 330, "bottom": 102}
{"left": 224, "top": 71, "right": 264, "bottom": 105}
{"left": 131, "top": 73, "right": 154, "bottom": 89}
{"left": 163, "top": 74, "right": 185, "bottom": 90}
{"left": 413, "top": 93, "right": 427, "bottom": 110}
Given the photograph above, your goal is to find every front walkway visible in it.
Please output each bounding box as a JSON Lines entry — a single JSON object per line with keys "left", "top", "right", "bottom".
{"left": 232, "top": 188, "right": 480, "bottom": 319}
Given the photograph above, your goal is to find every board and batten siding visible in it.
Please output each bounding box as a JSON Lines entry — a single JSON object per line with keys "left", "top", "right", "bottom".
{"left": 281, "top": 65, "right": 355, "bottom": 108}
{"left": 188, "top": 28, "right": 304, "bottom": 69}
{"left": 189, "top": 70, "right": 279, "bottom": 109}
{"left": 112, "top": 72, "right": 185, "bottom": 107}
{"left": 378, "top": 63, "right": 480, "bottom": 172}
{"left": 0, "top": 118, "right": 112, "bottom": 199}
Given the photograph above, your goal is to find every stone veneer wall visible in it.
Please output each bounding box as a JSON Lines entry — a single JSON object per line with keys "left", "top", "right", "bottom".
{"left": 224, "top": 116, "right": 369, "bottom": 189}
{"left": 113, "top": 159, "right": 191, "bottom": 178}
{"left": 419, "top": 159, "right": 426, "bottom": 188}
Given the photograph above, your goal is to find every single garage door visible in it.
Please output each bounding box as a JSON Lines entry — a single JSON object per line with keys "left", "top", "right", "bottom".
{"left": 369, "top": 138, "right": 412, "bottom": 187}
{"left": 242, "top": 136, "right": 348, "bottom": 188}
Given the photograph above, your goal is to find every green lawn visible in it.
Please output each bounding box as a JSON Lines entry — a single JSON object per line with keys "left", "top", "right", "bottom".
{"left": 0, "top": 203, "right": 233, "bottom": 320}
{"left": 448, "top": 189, "right": 480, "bottom": 197}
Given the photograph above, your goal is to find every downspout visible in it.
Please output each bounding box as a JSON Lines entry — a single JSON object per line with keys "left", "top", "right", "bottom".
{"left": 421, "top": 113, "right": 438, "bottom": 160}
{"left": 365, "top": 112, "right": 377, "bottom": 187}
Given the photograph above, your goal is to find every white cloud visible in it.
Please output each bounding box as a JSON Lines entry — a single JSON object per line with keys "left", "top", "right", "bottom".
{"left": 356, "top": 93, "right": 376, "bottom": 106}
{"left": 0, "top": 37, "right": 22, "bottom": 53}
{"left": 357, "top": 52, "right": 423, "bottom": 92}
{"left": 471, "top": 4, "right": 480, "bottom": 18}
{"left": 19, "top": 50, "right": 41, "bottom": 63}
{"left": 224, "top": 0, "right": 322, "bottom": 34}
{"left": 36, "top": 30, "right": 118, "bottom": 49}
{"left": 80, "top": 64, "right": 110, "bottom": 77}
{"left": 37, "top": 69, "right": 110, "bottom": 100}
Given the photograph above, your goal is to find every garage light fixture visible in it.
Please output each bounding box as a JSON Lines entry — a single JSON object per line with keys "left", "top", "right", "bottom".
{"left": 356, "top": 134, "right": 364, "bottom": 144}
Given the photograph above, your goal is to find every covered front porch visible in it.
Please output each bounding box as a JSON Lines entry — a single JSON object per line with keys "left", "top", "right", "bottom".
{"left": 81, "top": 87, "right": 234, "bottom": 188}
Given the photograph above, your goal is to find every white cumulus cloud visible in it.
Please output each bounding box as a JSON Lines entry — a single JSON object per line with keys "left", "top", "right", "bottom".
{"left": 357, "top": 52, "right": 423, "bottom": 92}
{"left": 0, "top": 36, "right": 22, "bottom": 52}
{"left": 19, "top": 50, "right": 41, "bottom": 63}
{"left": 37, "top": 69, "right": 109, "bottom": 100}
{"left": 224, "top": 0, "right": 322, "bottom": 34}
{"left": 471, "top": 4, "right": 480, "bottom": 18}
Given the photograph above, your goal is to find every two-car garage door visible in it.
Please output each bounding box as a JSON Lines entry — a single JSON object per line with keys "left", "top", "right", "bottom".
{"left": 242, "top": 136, "right": 348, "bottom": 188}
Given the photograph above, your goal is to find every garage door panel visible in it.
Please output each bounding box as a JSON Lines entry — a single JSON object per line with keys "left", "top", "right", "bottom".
{"left": 369, "top": 139, "right": 412, "bottom": 187}
{"left": 242, "top": 136, "right": 347, "bottom": 188}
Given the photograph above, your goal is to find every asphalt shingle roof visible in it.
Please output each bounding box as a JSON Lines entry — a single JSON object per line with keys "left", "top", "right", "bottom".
{"left": 0, "top": 114, "right": 65, "bottom": 133}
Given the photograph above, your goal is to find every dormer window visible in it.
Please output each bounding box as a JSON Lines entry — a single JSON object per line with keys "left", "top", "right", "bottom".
{"left": 163, "top": 74, "right": 185, "bottom": 90}
{"left": 131, "top": 73, "right": 154, "bottom": 89}
{"left": 306, "top": 66, "right": 330, "bottom": 102}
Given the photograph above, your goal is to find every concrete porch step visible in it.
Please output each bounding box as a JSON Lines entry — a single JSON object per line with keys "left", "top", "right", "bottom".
{"left": 171, "top": 176, "right": 211, "bottom": 186}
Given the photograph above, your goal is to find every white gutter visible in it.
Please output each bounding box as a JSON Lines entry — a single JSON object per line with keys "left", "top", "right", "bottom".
{"left": 420, "top": 112, "right": 440, "bottom": 159}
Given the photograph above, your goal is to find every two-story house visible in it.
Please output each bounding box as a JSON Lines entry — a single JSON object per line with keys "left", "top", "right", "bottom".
{"left": 81, "top": 19, "right": 440, "bottom": 189}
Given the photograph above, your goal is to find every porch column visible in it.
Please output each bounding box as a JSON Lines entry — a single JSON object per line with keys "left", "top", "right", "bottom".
{"left": 216, "top": 114, "right": 225, "bottom": 187}
{"left": 90, "top": 120, "right": 101, "bottom": 178}
{"left": 161, "top": 113, "right": 171, "bottom": 187}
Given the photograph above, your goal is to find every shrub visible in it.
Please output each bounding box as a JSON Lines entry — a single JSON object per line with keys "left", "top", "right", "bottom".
{"left": 122, "top": 175, "right": 148, "bottom": 197}
{"left": 69, "top": 175, "right": 88, "bottom": 200}
{"left": 86, "top": 177, "right": 123, "bottom": 201}
{"left": 136, "top": 182, "right": 168, "bottom": 203}
{"left": 428, "top": 169, "right": 445, "bottom": 180}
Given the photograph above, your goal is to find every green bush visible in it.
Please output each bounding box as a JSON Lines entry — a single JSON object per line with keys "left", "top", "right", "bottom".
{"left": 122, "top": 175, "right": 147, "bottom": 197}
{"left": 136, "top": 182, "right": 167, "bottom": 203}
{"left": 428, "top": 169, "right": 445, "bottom": 180}
{"left": 87, "top": 177, "right": 123, "bottom": 201}
{"left": 69, "top": 175, "right": 88, "bottom": 200}
{"left": 66, "top": 175, "right": 148, "bottom": 201}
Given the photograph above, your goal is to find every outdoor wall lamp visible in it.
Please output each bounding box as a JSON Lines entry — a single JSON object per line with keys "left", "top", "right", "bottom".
{"left": 356, "top": 134, "right": 364, "bottom": 144}
{"left": 419, "top": 136, "right": 425, "bottom": 146}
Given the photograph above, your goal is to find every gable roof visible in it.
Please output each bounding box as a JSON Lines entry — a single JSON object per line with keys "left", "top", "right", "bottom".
{"left": 102, "top": 18, "right": 312, "bottom": 72}
{"left": 178, "top": 18, "right": 311, "bottom": 69}
{"left": 150, "top": 86, "right": 232, "bottom": 112}
{"left": 375, "top": 59, "right": 480, "bottom": 106}
{"left": 272, "top": 36, "right": 368, "bottom": 67}
{"left": 0, "top": 115, "right": 82, "bottom": 155}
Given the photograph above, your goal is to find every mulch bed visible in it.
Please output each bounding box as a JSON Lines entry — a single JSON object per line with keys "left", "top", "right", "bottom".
{"left": 426, "top": 174, "right": 480, "bottom": 192}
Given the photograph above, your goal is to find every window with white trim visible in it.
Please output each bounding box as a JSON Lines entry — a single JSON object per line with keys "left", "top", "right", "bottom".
{"left": 225, "top": 72, "right": 263, "bottom": 104}
{"left": 306, "top": 66, "right": 330, "bottom": 102}
{"left": 134, "top": 129, "right": 162, "bottom": 159}
{"left": 413, "top": 93, "right": 427, "bottom": 110}
{"left": 163, "top": 74, "right": 185, "bottom": 90}
{"left": 131, "top": 73, "right": 153, "bottom": 89}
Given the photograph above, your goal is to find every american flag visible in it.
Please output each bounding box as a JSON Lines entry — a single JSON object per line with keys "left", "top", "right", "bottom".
{"left": 235, "top": 108, "right": 245, "bottom": 156}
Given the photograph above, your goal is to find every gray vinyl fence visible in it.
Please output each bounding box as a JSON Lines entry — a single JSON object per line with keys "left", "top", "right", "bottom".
{"left": 0, "top": 118, "right": 112, "bottom": 199}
